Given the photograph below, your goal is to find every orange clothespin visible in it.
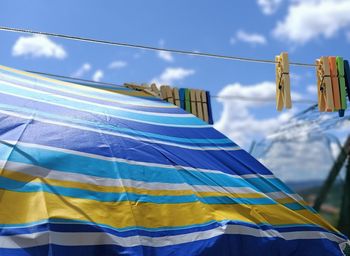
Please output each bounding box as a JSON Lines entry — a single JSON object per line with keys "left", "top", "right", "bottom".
{"left": 275, "top": 52, "right": 292, "bottom": 111}
{"left": 316, "top": 57, "right": 334, "bottom": 112}
{"left": 328, "top": 56, "right": 341, "bottom": 111}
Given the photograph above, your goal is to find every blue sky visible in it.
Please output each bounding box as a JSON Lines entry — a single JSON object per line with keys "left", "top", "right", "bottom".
{"left": 1, "top": 0, "right": 349, "bottom": 155}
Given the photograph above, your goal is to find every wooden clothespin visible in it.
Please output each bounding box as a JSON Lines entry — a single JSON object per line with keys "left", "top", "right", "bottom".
{"left": 189, "top": 89, "right": 197, "bottom": 116}
{"left": 150, "top": 83, "right": 161, "bottom": 97}
{"left": 336, "top": 57, "right": 347, "bottom": 117}
{"left": 185, "top": 88, "right": 191, "bottom": 112}
{"left": 328, "top": 57, "right": 341, "bottom": 111}
{"left": 173, "top": 88, "right": 181, "bottom": 107}
{"left": 201, "top": 90, "right": 209, "bottom": 123}
{"left": 160, "top": 85, "right": 174, "bottom": 104}
{"left": 195, "top": 90, "right": 204, "bottom": 120}
{"left": 124, "top": 82, "right": 160, "bottom": 97}
{"left": 275, "top": 52, "right": 292, "bottom": 111}
{"left": 166, "top": 86, "right": 174, "bottom": 104}
{"left": 316, "top": 57, "right": 334, "bottom": 112}
{"left": 160, "top": 85, "right": 167, "bottom": 100}
{"left": 343, "top": 60, "right": 350, "bottom": 102}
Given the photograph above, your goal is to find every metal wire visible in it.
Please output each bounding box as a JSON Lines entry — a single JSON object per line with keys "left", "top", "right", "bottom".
{"left": 25, "top": 69, "right": 316, "bottom": 103}
{"left": 0, "top": 26, "right": 316, "bottom": 67}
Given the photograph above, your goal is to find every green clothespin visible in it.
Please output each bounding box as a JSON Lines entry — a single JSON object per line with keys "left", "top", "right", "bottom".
{"left": 336, "top": 56, "right": 347, "bottom": 117}
{"left": 184, "top": 88, "right": 191, "bottom": 113}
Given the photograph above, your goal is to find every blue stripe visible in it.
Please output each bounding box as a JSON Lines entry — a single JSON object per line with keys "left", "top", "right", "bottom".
{"left": 0, "top": 102, "right": 233, "bottom": 146}
{"left": 0, "top": 82, "right": 205, "bottom": 126}
{"left": 0, "top": 68, "right": 167, "bottom": 107}
{"left": 0, "top": 116, "right": 273, "bottom": 177}
{"left": 0, "top": 219, "right": 345, "bottom": 240}
{"left": 0, "top": 92, "right": 226, "bottom": 140}
{"left": 4, "top": 73, "right": 181, "bottom": 114}
{"left": 0, "top": 144, "right": 294, "bottom": 195}
{"left": 0, "top": 234, "right": 344, "bottom": 256}
{"left": 0, "top": 175, "right": 286, "bottom": 205}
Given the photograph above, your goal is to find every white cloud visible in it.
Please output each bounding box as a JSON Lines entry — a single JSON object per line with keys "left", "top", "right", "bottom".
{"left": 72, "top": 63, "right": 91, "bottom": 78}
{"left": 92, "top": 70, "right": 104, "bottom": 82}
{"left": 273, "top": 0, "right": 350, "bottom": 44}
{"left": 108, "top": 60, "right": 127, "bottom": 69}
{"left": 258, "top": 137, "right": 336, "bottom": 182}
{"left": 257, "top": 0, "right": 283, "bottom": 15}
{"left": 214, "top": 81, "right": 298, "bottom": 148}
{"left": 306, "top": 84, "right": 318, "bottom": 95}
{"left": 151, "top": 67, "right": 195, "bottom": 85}
{"left": 158, "top": 51, "right": 174, "bottom": 62}
{"left": 230, "top": 30, "right": 267, "bottom": 45}
{"left": 12, "top": 35, "right": 67, "bottom": 59}
{"left": 157, "top": 39, "right": 174, "bottom": 62}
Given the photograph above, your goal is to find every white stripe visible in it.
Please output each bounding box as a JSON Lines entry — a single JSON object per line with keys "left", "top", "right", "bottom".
{"left": 1, "top": 160, "right": 299, "bottom": 202}
{"left": 0, "top": 224, "right": 345, "bottom": 249}
{"left": 0, "top": 78, "right": 192, "bottom": 117}
{"left": 0, "top": 140, "right": 272, "bottom": 179}
{"left": 0, "top": 84, "right": 210, "bottom": 128}
{"left": 0, "top": 109, "right": 234, "bottom": 151}
{"left": 0, "top": 72, "right": 173, "bottom": 109}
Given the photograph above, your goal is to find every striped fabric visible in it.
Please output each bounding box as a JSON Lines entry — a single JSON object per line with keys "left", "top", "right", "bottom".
{"left": 0, "top": 65, "right": 348, "bottom": 256}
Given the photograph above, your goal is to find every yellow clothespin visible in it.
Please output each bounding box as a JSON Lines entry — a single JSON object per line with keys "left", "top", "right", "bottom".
{"left": 150, "top": 83, "right": 160, "bottom": 97}
{"left": 165, "top": 86, "right": 174, "bottom": 104}
{"left": 195, "top": 89, "right": 204, "bottom": 120}
{"left": 316, "top": 57, "right": 334, "bottom": 112}
{"left": 173, "top": 88, "right": 181, "bottom": 107}
{"left": 275, "top": 52, "right": 292, "bottom": 111}
{"left": 201, "top": 90, "right": 209, "bottom": 123}
{"left": 160, "top": 85, "right": 167, "bottom": 100}
{"left": 190, "top": 89, "right": 197, "bottom": 116}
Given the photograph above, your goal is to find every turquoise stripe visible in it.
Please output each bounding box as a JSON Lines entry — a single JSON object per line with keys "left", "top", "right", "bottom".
{"left": 0, "top": 69, "right": 168, "bottom": 107}
{"left": 0, "top": 143, "right": 294, "bottom": 195}
{"left": 0, "top": 175, "right": 278, "bottom": 205}
{"left": 0, "top": 103, "right": 232, "bottom": 146}
{"left": 282, "top": 203, "right": 307, "bottom": 211}
{"left": 0, "top": 82, "right": 203, "bottom": 126}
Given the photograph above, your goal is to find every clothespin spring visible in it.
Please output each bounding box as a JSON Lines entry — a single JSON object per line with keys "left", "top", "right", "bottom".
{"left": 278, "top": 71, "right": 289, "bottom": 90}
{"left": 319, "top": 74, "right": 331, "bottom": 93}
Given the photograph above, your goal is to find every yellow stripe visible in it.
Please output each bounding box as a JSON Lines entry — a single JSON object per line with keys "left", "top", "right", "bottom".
{"left": 0, "top": 169, "right": 294, "bottom": 201}
{"left": 0, "top": 188, "right": 338, "bottom": 233}
{"left": 0, "top": 65, "right": 174, "bottom": 109}
{"left": 275, "top": 197, "right": 308, "bottom": 205}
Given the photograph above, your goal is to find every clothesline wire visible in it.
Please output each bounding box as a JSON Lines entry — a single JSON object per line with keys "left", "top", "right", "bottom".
{"left": 0, "top": 26, "right": 316, "bottom": 67}
{"left": 26, "top": 69, "right": 316, "bottom": 103}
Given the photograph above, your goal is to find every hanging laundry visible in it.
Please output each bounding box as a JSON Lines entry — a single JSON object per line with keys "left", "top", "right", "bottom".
{"left": 0, "top": 64, "right": 347, "bottom": 256}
